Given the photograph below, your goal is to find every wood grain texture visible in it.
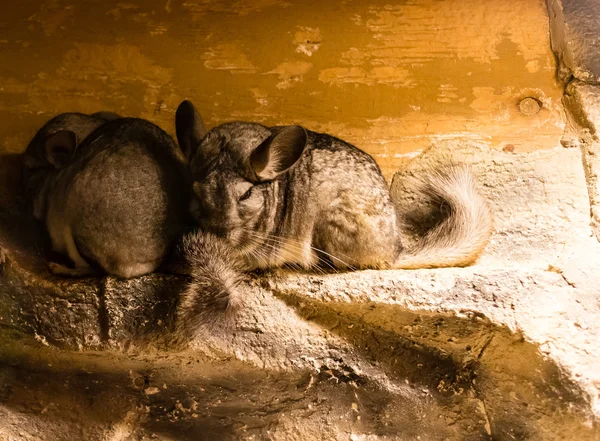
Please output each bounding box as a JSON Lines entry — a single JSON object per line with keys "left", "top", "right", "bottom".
{"left": 0, "top": 0, "right": 563, "bottom": 178}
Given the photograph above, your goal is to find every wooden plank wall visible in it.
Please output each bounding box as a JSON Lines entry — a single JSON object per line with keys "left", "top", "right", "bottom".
{"left": 0, "top": 0, "right": 563, "bottom": 178}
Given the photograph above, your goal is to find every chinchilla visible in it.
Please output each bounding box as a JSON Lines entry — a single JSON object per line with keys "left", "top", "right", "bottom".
{"left": 22, "top": 112, "right": 193, "bottom": 278}
{"left": 174, "top": 100, "right": 493, "bottom": 334}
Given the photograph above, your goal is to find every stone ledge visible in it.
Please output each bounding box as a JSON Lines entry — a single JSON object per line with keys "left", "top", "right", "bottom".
{"left": 1, "top": 258, "right": 599, "bottom": 439}
{"left": 264, "top": 262, "right": 600, "bottom": 417}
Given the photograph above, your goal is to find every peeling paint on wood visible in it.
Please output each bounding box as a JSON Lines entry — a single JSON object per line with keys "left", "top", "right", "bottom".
{"left": 0, "top": 0, "right": 563, "bottom": 178}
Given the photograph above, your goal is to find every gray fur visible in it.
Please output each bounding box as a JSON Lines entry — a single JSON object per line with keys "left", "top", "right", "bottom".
{"left": 175, "top": 100, "right": 493, "bottom": 331}
{"left": 23, "top": 112, "right": 192, "bottom": 278}
{"left": 175, "top": 230, "right": 244, "bottom": 337}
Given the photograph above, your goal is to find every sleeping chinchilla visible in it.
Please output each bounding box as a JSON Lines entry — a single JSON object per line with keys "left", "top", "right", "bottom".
{"left": 172, "top": 100, "right": 493, "bottom": 336}
{"left": 22, "top": 112, "right": 193, "bottom": 278}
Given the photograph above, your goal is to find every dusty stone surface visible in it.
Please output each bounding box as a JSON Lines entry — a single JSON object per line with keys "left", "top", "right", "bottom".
{"left": 389, "top": 140, "right": 600, "bottom": 414}
{"left": 3, "top": 341, "right": 460, "bottom": 441}
{"left": 1, "top": 334, "right": 597, "bottom": 441}
{"left": 547, "top": 0, "right": 600, "bottom": 82}
{"left": 266, "top": 265, "right": 600, "bottom": 421}
{"left": 391, "top": 141, "right": 593, "bottom": 268}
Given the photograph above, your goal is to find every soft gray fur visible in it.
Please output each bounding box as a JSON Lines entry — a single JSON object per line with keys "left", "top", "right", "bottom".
{"left": 175, "top": 230, "right": 244, "bottom": 336}
{"left": 23, "top": 112, "right": 192, "bottom": 278}
{"left": 174, "top": 100, "right": 493, "bottom": 332}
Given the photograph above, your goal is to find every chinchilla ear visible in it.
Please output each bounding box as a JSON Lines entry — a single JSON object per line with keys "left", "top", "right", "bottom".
{"left": 90, "top": 111, "right": 121, "bottom": 121}
{"left": 44, "top": 130, "right": 77, "bottom": 169}
{"left": 189, "top": 129, "right": 227, "bottom": 174}
{"left": 176, "top": 100, "right": 207, "bottom": 161}
{"left": 250, "top": 125, "right": 307, "bottom": 181}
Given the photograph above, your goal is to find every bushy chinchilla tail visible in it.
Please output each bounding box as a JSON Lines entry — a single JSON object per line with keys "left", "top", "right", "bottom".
{"left": 175, "top": 230, "right": 244, "bottom": 338}
{"left": 394, "top": 164, "right": 493, "bottom": 269}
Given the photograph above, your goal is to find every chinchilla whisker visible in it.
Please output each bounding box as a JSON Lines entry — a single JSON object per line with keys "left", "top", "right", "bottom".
{"left": 247, "top": 234, "right": 329, "bottom": 274}
{"left": 254, "top": 231, "right": 359, "bottom": 265}
{"left": 245, "top": 231, "right": 345, "bottom": 272}
{"left": 247, "top": 230, "right": 356, "bottom": 272}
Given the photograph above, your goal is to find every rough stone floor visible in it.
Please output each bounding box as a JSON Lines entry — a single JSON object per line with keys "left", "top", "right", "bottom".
{"left": 1, "top": 137, "right": 599, "bottom": 440}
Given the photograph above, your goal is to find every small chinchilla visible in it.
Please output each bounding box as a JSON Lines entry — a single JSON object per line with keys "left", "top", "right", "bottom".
{"left": 22, "top": 112, "right": 193, "bottom": 278}
{"left": 174, "top": 100, "right": 493, "bottom": 334}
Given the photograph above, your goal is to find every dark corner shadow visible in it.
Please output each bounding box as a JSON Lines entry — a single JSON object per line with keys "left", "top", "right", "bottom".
{"left": 0, "top": 357, "right": 238, "bottom": 441}
{"left": 0, "top": 153, "right": 52, "bottom": 274}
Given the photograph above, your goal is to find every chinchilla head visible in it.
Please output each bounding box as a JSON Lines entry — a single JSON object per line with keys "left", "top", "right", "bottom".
{"left": 175, "top": 100, "right": 307, "bottom": 253}
{"left": 22, "top": 112, "right": 119, "bottom": 219}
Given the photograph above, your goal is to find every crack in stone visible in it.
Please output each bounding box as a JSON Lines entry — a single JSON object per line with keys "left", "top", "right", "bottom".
{"left": 477, "top": 333, "right": 495, "bottom": 360}
{"left": 578, "top": 135, "right": 598, "bottom": 233}
{"left": 548, "top": 264, "right": 577, "bottom": 288}
{"left": 97, "top": 280, "right": 110, "bottom": 344}
{"left": 560, "top": 77, "right": 600, "bottom": 239}
{"left": 0, "top": 247, "right": 6, "bottom": 276}
{"left": 477, "top": 397, "right": 494, "bottom": 439}
{"left": 560, "top": 271, "right": 577, "bottom": 288}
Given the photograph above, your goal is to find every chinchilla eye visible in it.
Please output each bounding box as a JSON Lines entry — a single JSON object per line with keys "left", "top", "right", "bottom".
{"left": 239, "top": 187, "right": 252, "bottom": 201}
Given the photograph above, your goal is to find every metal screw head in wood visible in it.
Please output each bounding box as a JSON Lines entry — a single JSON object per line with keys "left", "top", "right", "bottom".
{"left": 519, "top": 97, "right": 542, "bottom": 116}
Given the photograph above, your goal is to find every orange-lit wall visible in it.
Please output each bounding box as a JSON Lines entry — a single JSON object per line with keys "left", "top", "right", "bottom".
{"left": 0, "top": 0, "right": 563, "bottom": 178}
